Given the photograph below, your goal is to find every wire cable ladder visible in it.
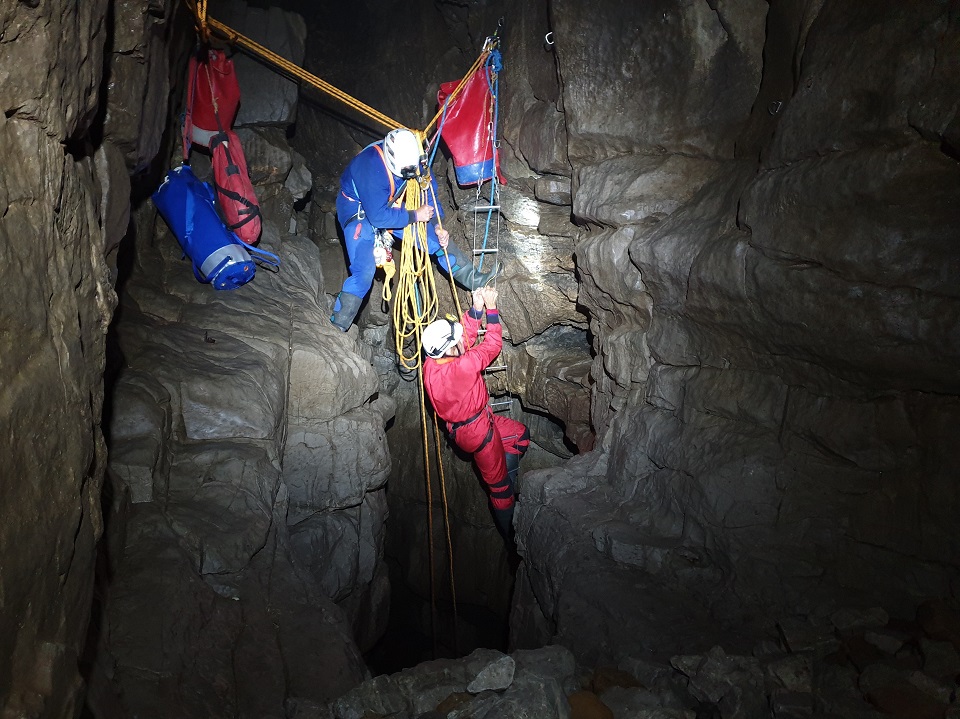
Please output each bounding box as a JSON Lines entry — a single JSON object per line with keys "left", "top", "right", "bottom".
{"left": 469, "top": 177, "right": 513, "bottom": 415}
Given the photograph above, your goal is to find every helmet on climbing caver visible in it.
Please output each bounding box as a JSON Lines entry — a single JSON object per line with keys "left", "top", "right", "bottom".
{"left": 383, "top": 128, "right": 423, "bottom": 179}
{"left": 422, "top": 317, "right": 463, "bottom": 359}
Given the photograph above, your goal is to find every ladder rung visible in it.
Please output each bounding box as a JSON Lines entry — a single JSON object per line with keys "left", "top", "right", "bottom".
{"left": 472, "top": 249, "right": 499, "bottom": 255}
{"left": 465, "top": 205, "right": 500, "bottom": 212}
{"left": 485, "top": 365, "right": 507, "bottom": 371}
{"left": 490, "top": 400, "right": 513, "bottom": 409}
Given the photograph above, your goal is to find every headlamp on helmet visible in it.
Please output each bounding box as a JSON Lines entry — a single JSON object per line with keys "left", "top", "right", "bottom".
{"left": 422, "top": 317, "right": 463, "bottom": 359}
{"left": 383, "top": 128, "right": 425, "bottom": 179}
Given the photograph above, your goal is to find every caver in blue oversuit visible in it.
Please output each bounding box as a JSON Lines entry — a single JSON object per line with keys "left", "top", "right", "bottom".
{"left": 331, "top": 128, "right": 499, "bottom": 331}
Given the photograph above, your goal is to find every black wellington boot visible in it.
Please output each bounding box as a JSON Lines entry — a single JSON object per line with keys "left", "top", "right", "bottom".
{"left": 451, "top": 261, "right": 501, "bottom": 291}
{"left": 504, "top": 450, "right": 520, "bottom": 498}
{"left": 439, "top": 241, "right": 500, "bottom": 290}
{"left": 491, "top": 504, "right": 515, "bottom": 543}
{"left": 330, "top": 292, "right": 363, "bottom": 332}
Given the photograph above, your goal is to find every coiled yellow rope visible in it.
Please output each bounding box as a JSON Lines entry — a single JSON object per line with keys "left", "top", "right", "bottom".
{"left": 392, "top": 177, "right": 439, "bottom": 371}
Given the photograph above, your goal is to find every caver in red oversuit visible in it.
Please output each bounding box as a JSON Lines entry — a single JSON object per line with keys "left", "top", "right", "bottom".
{"left": 422, "top": 300, "right": 529, "bottom": 540}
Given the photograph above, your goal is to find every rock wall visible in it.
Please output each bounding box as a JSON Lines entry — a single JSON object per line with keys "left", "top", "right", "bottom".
{"left": 510, "top": 0, "right": 960, "bottom": 666}
{"left": 89, "top": 2, "right": 395, "bottom": 714}
{"left": 4, "top": 0, "right": 957, "bottom": 714}
{"left": 1, "top": 1, "right": 117, "bottom": 715}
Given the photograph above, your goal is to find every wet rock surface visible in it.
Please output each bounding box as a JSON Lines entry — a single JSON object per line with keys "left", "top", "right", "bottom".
{"left": 0, "top": 0, "right": 148, "bottom": 715}
{"left": 3, "top": 0, "right": 959, "bottom": 716}
{"left": 289, "top": 600, "right": 960, "bottom": 718}
{"left": 503, "top": 0, "right": 960, "bottom": 675}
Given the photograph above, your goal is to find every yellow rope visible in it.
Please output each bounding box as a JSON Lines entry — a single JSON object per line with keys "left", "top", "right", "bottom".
{"left": 189, "top": 4, "right": 406, "bottom": 133}
{"left": 386, "top": 157, "right": 469, "bottom": 656}
{"left": 417, "top": 367, "right": 438, "bottom": 656}
{"left": 194, "top": 0, "right": 209, "bottom": 42}
{"left": 434, "top": 412, "right": 459, "bottom": 656}
{"left": 188, "top": 1, "right": 490, "bottom": 142}
{"left": 423, "top": 49, "right": 490, "bottom": 137}
{"left": 392, "top": 175, "right": 440, "bottom": 371}
{"left": 380, "top": 259, "right": 396, "bottom": 302}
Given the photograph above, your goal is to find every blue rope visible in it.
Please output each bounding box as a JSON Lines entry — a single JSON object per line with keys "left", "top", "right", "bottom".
{"left": 429, "top": 100, "right": 449, "bottom": 168}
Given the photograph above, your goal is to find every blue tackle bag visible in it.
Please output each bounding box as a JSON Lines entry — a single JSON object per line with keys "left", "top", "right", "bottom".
{"left": 152, "top": 165, "right": 279, "bottom": 290}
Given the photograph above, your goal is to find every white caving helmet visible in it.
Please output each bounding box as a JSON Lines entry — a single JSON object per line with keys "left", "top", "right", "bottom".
{"left": 383, "top": 128, "right": 424, "bottom": 179}
{"left": 422, "top": 317, "right": 463, "bottom": 359}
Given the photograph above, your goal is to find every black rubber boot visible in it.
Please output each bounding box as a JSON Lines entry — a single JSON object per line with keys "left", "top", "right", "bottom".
{"left": 451, "top": 261, "right": 501, "bottom": 291}
{"left": 439, "top": 242, "right": 500, "bottom": 290}
{"left": 330, "top": 292, "right": 363, "bottom": 332}
{"left": 491, "top": 504, "right": 515, "bottom": 543}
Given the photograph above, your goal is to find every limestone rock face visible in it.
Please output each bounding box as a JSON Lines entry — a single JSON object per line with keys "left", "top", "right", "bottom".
{"left": 89, "top": 0, "right": 387, "bottom": 703}
{"left": 0, "top": 1, "right": 132, "bottom": 716}
{"left": 329, "top": 646, "right": 576, "bottom": 719}
{"left": 503, "top": 326, "right": 593, "bottom": 452}
{"left": 221, "top": 0, "right": 307, "bottom": 127}
{"left": 94, "top": 141, "right": 132, "bottom": 281}
{"left": 101, "top": 218, "right": 381, "bottom": 711}
{"left": 518, "top": 100, "right": 570, "bottom": 176}
{"left": 103, "top": 0, "right": 186, "bottom": 171}
{"left": 508, "top": 0, "right": 960, "bottom": 669}
{"left": 103, "top": 503, "right": 368, "bottom": 718}
{"left": 552, "top": 0, "right": 766, "bottom": 163}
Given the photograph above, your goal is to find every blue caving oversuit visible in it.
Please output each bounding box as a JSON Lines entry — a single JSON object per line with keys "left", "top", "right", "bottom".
{"left": 333, "top": 142, "right": 456, "bottom": 321}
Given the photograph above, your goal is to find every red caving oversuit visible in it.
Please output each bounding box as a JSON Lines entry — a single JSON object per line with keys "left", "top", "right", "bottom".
{"left": 423, "top": 306, "right": 529, "bottom": 510}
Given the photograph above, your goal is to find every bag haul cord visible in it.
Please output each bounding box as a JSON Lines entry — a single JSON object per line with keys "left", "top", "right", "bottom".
{"left": 186, "top": 0, "right": 405, "bottom": 135}
{"left": 185, "top": 0, "right": 498, "bottom": 152}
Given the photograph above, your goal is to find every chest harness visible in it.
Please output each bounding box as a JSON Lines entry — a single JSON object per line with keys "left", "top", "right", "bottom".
{"left": 340, "top": 143, "right": 399, "bottom": 229}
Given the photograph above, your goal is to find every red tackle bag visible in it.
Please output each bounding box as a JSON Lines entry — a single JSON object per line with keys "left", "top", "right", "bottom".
{"left": 210, "top": 129, "right": 262, "bottom": 245}
{"left": 437, "top": 58, "right": 505, "bottom": 187}
{"left": 182, "top": 48, "right": 241, "bottom": 155}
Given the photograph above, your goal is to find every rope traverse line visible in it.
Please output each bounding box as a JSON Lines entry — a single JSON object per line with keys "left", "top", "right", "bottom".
{"left": 206, "top": 15, "right": 403, "bottom": 132}
{"left": 189, "top": 1, "right": 491, "bottom": 141}
{"left": 423, "top": 47, "right": 491, "bottom": 138}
